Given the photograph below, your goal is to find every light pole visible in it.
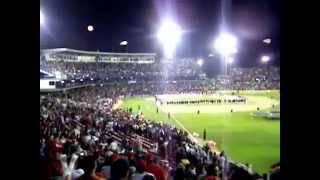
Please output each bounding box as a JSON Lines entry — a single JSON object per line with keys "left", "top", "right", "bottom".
{"left": 214, "top": 32, "right": 238, "bottom": 75}
{"left": 226, "top": 57, "right": 234, "bottom": 74}
{"left": 157, "top": 18, "right": 183, "bottom": 59}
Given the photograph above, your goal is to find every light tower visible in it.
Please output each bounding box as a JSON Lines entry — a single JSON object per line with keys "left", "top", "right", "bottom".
{"left": 157, "top": 18, "right": 183, "bottom": 59}
{"left": 214, "top": 32, "right": 238, "bottom": 75}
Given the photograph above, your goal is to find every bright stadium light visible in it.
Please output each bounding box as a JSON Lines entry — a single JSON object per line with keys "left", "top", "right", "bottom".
{"left": 40, "top": 10, "right": 44, "bottom": 26}
{"left": 197, "top": 58, "right": 203, "bottom": 66}
{"left": 208, "top": 54, "right": 214, "bottom": 57}
{"left": 120, "top": 41, "right": 128, "bottom": 46}
{"left": 214, "top": 32, "right": 238, "bottom": 57}
{"left": 227, "top": 57, "right": 234, "bottom": 64}
{"left": 87, "top": 25, "right": 94, "bottom": 32}
{"left": 263, "top": 38, "right": 271, "bottom": 44}
{"left": 157, "top": 19, "right": 183, "bottom": 59}
{"left": 261, "top": 55, "right": 270, "bottom": 63}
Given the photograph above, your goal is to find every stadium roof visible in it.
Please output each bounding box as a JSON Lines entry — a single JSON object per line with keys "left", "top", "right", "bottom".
{"left": 41, "top": 48, "right": 156, "bottom": 56}
{"left": 40, "top": 69, "right": 54, "bottom": 77}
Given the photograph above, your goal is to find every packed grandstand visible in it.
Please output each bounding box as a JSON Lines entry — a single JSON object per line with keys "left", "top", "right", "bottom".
{"left": 40, "top": 49, "right": 280, "bottom": 180}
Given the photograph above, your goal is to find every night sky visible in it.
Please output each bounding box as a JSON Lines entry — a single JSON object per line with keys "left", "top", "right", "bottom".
{"left": 40, "top": 0, "right": 280, "bottom": 68}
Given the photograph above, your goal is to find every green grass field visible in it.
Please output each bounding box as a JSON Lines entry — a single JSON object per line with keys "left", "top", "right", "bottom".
{"left": 119, "top": 90, "right": 280, "bottom": 174}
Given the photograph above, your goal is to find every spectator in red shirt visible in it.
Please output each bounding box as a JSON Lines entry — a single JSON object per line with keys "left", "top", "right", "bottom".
{"left": 145, "top": 156, "right": 166, "bottom": 180}
{"left": 40, "top": 151, "right": 63, "bottom": 180}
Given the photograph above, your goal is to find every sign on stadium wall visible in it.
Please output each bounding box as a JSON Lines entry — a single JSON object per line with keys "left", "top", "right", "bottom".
{"left": 40, "top": 79, "right": 58, "bottom": 90}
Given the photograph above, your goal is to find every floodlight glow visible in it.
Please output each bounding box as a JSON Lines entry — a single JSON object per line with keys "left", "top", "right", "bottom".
{"left": 214, "top": 33, "right": 238, "bottom": 56}
{"left": 261, "top": 55, "right": 270, "bottom": 63}
{"left": 208, "top": 54, "right": 214, "bottom": 57}
{"left": 40, "top": 11, "right": 44, "bottom": 25}
{"left": 227, "top": 57, "right": 234, "bottom": 64}
{"left": 120, "top": 41, "right": 128, "bottom": 46}
{"left": 197, "top": 58, "right": 203, "bottom": 66}
{"left": 263, "top": 38, "right": 271, "bottom": 44}
{"left": 88, "top": 25, "right": 94, "bottom": 32}
{"left": 157, "top": 19, "right": 182, "bottom": 59}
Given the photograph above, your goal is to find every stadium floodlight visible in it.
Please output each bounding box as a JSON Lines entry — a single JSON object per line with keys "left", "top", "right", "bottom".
{"left": 40, "top": 10, "right": 44, "bottom": 26}
{"left": 197, "top": 58, "right": 203, "bottom": 66}
{"left": 227, "top": 57, "right": 234, "bottom": 64}
{"left": 208, "top": 54, "right": 214, "bottom": 57}
{"left": 263, "top": 38, "right": 271, "bottom": 44}
{"left": 157, "top": 19, "right": 183, "bottom": 59}
{"left": 87, "top": 25, "right": 94, "bottom": 32}
{"left": 261, "top": 55, "right": 270, "bottom": 63}
{"left": 120, "top": 41, "right": 128, "bottom": 46}
{"left": 214, "top": 32, "right": 238, "bottom": 57}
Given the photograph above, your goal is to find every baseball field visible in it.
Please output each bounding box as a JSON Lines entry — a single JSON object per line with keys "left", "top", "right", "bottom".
{"left": 118, "top": 90, "right": 280, "bottom": 174}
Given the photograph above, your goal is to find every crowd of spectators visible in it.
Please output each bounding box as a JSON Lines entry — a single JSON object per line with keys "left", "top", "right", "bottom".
{"left": 41, "top": 56, "right": 279, "bottom": 91}
{"left": 214, "top": 67, "right": 280, "bottom": 90}
{"left": 40, "top": 58, "right": 202, "bottom": 82}
{"left": 40, "top": 85, "right": 279, "bottom": 180}
{"left": 40, "top": 56, "right": 280, "bottom": 180}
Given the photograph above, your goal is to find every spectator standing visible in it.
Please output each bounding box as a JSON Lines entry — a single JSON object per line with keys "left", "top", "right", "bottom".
{"left": 145, "top": 156, "right": 166, "bottom": 180}
{"left": 77, "top": 156, "right": 105, "bottom": 180}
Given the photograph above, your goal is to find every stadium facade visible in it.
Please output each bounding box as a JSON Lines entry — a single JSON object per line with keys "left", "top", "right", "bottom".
{"left": 41, "top": 48, "right": 156, "bottom": 64}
